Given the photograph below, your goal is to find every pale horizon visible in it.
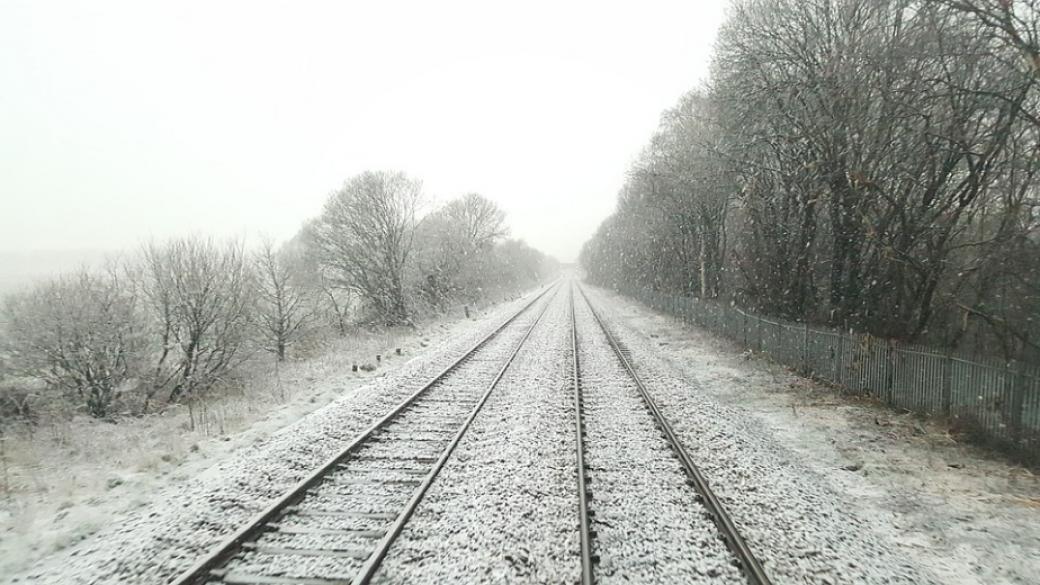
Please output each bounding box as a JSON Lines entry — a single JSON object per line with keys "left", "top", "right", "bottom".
{"left": 1, "top": 1, "right": 725, "bottom": 276}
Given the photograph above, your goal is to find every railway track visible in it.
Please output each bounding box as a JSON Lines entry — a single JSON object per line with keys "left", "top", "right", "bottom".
{"left": 570, "top": 285, "right": 596, "bottom": 584}
{"left": 169, "top": 283, "right": 559, "bottom": 585}
{"left": 572, "top": 282, "right": 773, "bottom": 585}
{"left": 170, "top": 279, "right": 773, "bottom": 584}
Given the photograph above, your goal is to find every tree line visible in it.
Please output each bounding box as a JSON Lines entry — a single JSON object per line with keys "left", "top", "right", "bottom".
{"left": 581, "top": 0, "right": 1040, "bottom": 363}
{"left": 0, "top": 170, "right": 557, "bottom": 420}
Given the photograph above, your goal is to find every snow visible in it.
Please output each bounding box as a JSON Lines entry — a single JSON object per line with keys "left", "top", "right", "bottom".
{"left": 585, "top": 284, "right": 1040, "bottom": 585}
{"left": 2, "top": 290, "right": 544, "bottom": 585}
{"left": 0, "top": 322, "right": 451, "bottom": 578}
{"left": 229, "top": 294, "right": 557, "bottom": 585}
{"left": 8, "top": 280, "right": 1036, "bottom": 584}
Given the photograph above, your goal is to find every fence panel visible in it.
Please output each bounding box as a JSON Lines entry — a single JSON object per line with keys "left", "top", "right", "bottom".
{"left": 806, "top": 329, "right": 837, "bottom": 384}
{"left": 627, "top": 287, "right": 1039, "bottom": 458}
{"left": 1023, "top": 368, "right": 1040, "bottom": 445}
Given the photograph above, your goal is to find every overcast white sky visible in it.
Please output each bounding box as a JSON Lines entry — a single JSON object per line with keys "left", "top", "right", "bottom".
{"left": 0, "top": 1, "right": 724, "bottom": 265}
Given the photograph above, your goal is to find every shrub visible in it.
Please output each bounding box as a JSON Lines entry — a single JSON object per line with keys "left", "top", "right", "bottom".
{"left": 0, "top": 269, "right": 145, "bottom": 418}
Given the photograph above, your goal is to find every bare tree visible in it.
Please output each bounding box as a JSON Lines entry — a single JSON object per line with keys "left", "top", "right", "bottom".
{"left": 140, "top": 238, "right": 254, "bottom": 412}
{"left": 489, "top": 239, "right": 559, "bottom": 292}
{"left": 414, "top": 193, "right": 508, "bottom": 305}
{"left": 317, "top": 268, "right": 354, "bottom": 336}
{"left": 276, "top": 228, "right": 354, "bottom": 337}
{"left": 308, "top": 170, "right": 422, "bottom": 325}
{"left": 583, "top": 0, "right": 1040, "bottom": 361}
{"left": 254, "top": 238, "right": 312, "bottom": 361}
{"left": 444, "top": 193, "right": 508, "bottom": 249}
{"left": 936, "top": 0, "right": 1040, "bottom": 88}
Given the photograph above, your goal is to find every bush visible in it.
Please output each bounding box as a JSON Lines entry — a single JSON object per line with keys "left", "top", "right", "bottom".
{"left": 140, "top": 238, "right": 254, "bottom": 412}
{"left": 0, "top": 269, "right": 145, "bottom": 418}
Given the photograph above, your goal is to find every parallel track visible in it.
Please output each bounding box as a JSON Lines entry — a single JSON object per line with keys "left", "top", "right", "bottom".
{"left": 171, "top": 279, "right": 772, "bottom": 585}
{"left": 574, "top": 282, "right": 773, "bottom": 585}
{"left": 570, "top": 285, "right": 595, "bottom": 585}
{"left": 170, "top": 283, "right": 559, "bottom": 585}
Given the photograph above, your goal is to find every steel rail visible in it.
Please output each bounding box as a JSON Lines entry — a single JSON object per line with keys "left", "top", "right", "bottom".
{"left": 569, "top": 283, "right": 596, "bottom": 585}
{"left": 575, "top": 283, "right": 774, "bottom": 585}
{"left": 169, "top": 282, "right": 560, "bottom": 585}
{"left": 352, "top": 281, "right": 560, "bottom": 584}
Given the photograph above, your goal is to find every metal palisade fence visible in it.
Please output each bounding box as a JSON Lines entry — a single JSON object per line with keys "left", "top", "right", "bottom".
{"left": 620, "top": 285, "right": 1040, "bottom": 460}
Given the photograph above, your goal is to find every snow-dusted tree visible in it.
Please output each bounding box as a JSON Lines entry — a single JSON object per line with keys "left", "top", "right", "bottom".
{"left": 711, "top": 0, "right": 1038, "bottom": 336}
{"left": 628, "top": 90, "right": 734, "bottom": 298}
{"left": 254, "top": 238, "right": 312, "bottom": 361}
{"left": 0, "top": 267, "right": 145, "bottom": 418}
{"left": 582, "top": 0, "right": 1040, "bottom": 360}
{"left": 414, "top": 193, "right": 508, "bottom": 305}
{"left": 276, "top": 228, "right": 354, "bottom": 337}
{"left": 140, "top": 237, "right": 254, "bottom": 410}
{"left": 488, "top": 239, "right": 558, "bottom": 292}
{"left": 444, "top": 193, "right": 508, "bottom": 249}
{"left": 308, "top": 170, "right": 422, "bottom": 326}
{"left": 316, "top": 267, "right": 354, "bottom": 336}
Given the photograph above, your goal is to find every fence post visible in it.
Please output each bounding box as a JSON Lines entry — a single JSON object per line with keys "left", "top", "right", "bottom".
{"left": 1004, "top": 360, "right": 1026, "bottom": 444}
{"left": 941, "top": 352, "right": 953, "bottom": 417}
{"left": 802, "top": 322, "right": 810, "bottom": 376}
{"left": 836, "top": 329, "right": 844, "bottom": 384}
{"left": 885, "top": 340, "right": 895, "bottom": 406}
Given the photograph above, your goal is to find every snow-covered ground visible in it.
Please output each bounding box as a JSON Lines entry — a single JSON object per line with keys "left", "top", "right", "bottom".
{"left": 8, "top": 280, "right": 1036, "bottom": 584}
{"left": 0, "top": 325, "right": 420, "bottom": 575}
{"left": 214, "top": 290, "right": 556, "bottom": 584}
{"left": 1, "top": 289, "right": 546, "bottom": 584}
{"left": 585, "top": 285, "right": 1040, "bottom": 585}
